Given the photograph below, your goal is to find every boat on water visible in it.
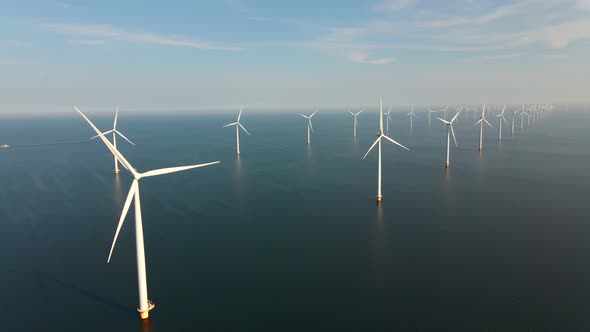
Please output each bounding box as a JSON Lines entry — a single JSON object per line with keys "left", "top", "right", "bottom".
{"left": 0, "top": 144, "right": 10, "bottom": 148}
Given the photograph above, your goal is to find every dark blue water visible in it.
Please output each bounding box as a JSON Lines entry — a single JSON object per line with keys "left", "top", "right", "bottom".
{"left": 1, "top": 108, "right": 589, "bottom": 331}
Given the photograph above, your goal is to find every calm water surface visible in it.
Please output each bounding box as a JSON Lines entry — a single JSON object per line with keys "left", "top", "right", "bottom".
{"left": 0, "top": 108, "right": 589, "bottom": 331}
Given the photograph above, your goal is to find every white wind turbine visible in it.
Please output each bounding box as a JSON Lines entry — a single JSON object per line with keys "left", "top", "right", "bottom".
{"left": 384, "top": 107, "right": 393, "bottom": 132}
{"left": 299, "top": 110, "right": 318, "bottom": 144}
{"left": 474, "top": 104, "right": 493, "bottom": 151}
{"left": 427, "top": 105, "right": 438, "bottom": 128}
{"left": 520, "top": 105, "right": 528, "bottom": 130}
{"left": 496, "top": 104, "right": 508, "bottom": 141}
{"left": 90, "top": 105, "right": 135, "bottom": 175}
{"left": 348, "top": 109, "right": 365, "bottom": 137}
{"left": 75, "top": 106, "right": 220, "bottom": 320}
{"left": 441, "top": 106, "right": 449, "bottom": 121}
{"left": 510, "top": 108, "right": 517, "bottom": 136}
{"left": 363, "top": 98, "right": 409, "bottom": 203}
{"left": 408, "top": 105, "right": 417, "bottom": 129}
{"left": 437, "top": 108, "right": 462, "bottom": 168}
{"left": 223, "top": 106, "right": 251, "bottom": 156}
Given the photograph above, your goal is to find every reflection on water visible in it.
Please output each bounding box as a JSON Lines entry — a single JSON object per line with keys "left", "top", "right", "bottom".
{"left": 140, "top": 319, "right": 152, "bottom": 332}
{"left": 113, "top": 175, "right": 123, "bottom": 205}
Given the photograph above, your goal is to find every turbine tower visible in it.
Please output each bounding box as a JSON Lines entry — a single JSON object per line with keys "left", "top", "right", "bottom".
{"left": 363, "top": 98, "right": 409, "bottom": 204}
{"left": 90, "top": 105, "right": 135, "bottom": 175}
{"left": 474, "top": 104, "right": 493, "bottom": 151}
{"left": 75, "top": 106, "right": 219, "bottom": 320}
{"left": 437, "top": 108, "right": 462, "bottom": 168}
{"left": 408, "top": 105, "right": 417, "bottom": 129}
{"left": 348, "top": 109, "right": 364, "bottom": 137}
{"left": 223, "top": 106, "right": 251, "bottom": 156}
{"left": 299, "top": 110, "right": 318, "bottom": 144}
{"left": 496, "top": 104, "right": 508, "bottom": 141}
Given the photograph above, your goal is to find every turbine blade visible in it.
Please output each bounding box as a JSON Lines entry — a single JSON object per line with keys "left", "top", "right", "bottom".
{"left": 238, "top": 123, "right": 251, "bottom": 136}
{"left": 115, "top": 130, "right": 136, "bottom": 146}
{"left": 308, "top": 119, "right": 314, "bottom": 132}
{"left": 382, "top": 135, "right": 410, "bottom": 151}
{"left": 484, "top": 118, "right": 493, "bottom": 128}
{"left": 362, "top": 137, "right": 381, "bottom": 160}
{"left": 474, "top": 119, "right": 483, "bottom": 126}
{"left": 502, "top": 116, "right": 508, "bottom": 126}
{"left": 139, "top": 161, "right": 220, "bottom": 178}
{"left": 74, "top": 106, "right": 136, "bottom": 176}
{"left": 310, "top": 110, "right": 318, "bottom": 118}
{"left": 451, "top": 109, "right": 462, "bottom": 123}
{"left": 299, "top": 113, "right": 309, "bottom": 119}
{"left": 90, "top": 129, "right": 114, "bottom": 140}
{"left": 237, "top": 106, "right": 243, "bottom": 121}
{"left": 436, "top": 117, "right": 450, "bottom": 125}
{"left": 450, "top": 125, "right": 457, "bottom": 147}
{"left": 223, "top": 122, "right": 238, "bottom": 128}
{"left": 358, "top": 109, "right": 365, "bottom": 114}
{"left": 107, "top": 182, "right": 137, "bottom": 263}
{"left": 349, "top": 111, "right": 355, "bottom": 116}
{"left": 113, "top": 105, "right": 119, "bottom": 130}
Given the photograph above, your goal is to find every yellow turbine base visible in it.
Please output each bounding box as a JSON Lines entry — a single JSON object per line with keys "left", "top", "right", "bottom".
{"left": 115, "top": 170, "right": 120, "bottom": 175}
{"left": 376, "top": 196, "right": 382, "bottom": 204}
{"left": 138, "top": 301, "right": 155, "bottom": 320}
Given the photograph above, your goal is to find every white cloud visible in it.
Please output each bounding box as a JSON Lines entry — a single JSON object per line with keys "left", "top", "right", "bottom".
{"left": 374, "top": 0, "right": 414, "bottom": 12}
{"left": 346, "top": 52, "right": 395, "bottom": 65}
{"left": 70, "top": 39, "right": 105, "bottom": 45}
{"left": 43, "top": 23, "right": 240, "bottom": 51}
{"left": 578, "top": 0, "right": 590, "bottom": 10}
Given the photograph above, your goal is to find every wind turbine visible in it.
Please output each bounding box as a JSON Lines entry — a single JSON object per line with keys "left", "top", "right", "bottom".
{"left": 408, "top": 105, "right": 417, "bottom": 129}
{"left": 441, "top": 106, "right": 449, "bottom": 121}
{"left": 90, "top": 105, "right": 135, "bottom": 175}
{"left": 520, "top": 105, "right": 528, "bottom": 130}
{"left": 510, "top": 108, "right": 517, "bottom": 136}
{"left": 474, "top": 104, "right": 493, "bottom": 151}
{"left": 496, "top": 104, "right": 508, "bottom": 141}
{"left": 363, "top": 98, "right": 409, "bottom": 204}
{"left": 299, "top": 110, "right": 318, "bottom": 144}
{"left": 223, "top": 106, "right": 251, "bottom": 156}
{"left": 427, "top": 105, "right": 438, "bottom": 128}
{"left": 348, "top": 109, "right": 364, "bottom": 137}
{"left": 437, "top": 107, "right": 462, "bottom": 168}
{"left": 384, "top": 107, "right": 393, "bottom": 132}
{"left": 74, "top": 106, "right": 220, "bottom": 320}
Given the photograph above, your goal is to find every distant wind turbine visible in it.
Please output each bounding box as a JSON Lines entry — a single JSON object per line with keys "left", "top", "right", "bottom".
{"left": 384, "top": 107, "right": 392, "bottom": 132}
{"left": 474, "top": 104, "right": 493, "bottom": 151}
{"left": 427, "top": 105, "right": 438, "bottom": 128}
{"left": 496, "top": 104, "right": 508, "bottom": 141}
{"left": 75, "top": 106, "right": 220, "bottom": 320}
{"left": 408, "top": 105, "right": 417, "bottom": 129}
{"left": 437, "top": 107, "right": 462, "bottom": 168}
{"left": 299, "top": 109, "right": 318, "bottom": 144}
{"left": 90, "top": 105, "right": 135, "bottom": 175}
{"left": 511, "top": 108, "right": 517, "bottom": 136}
{"left": 520, "top": 105, "right": 528, "bottom": 130}
{"left": 363, "top": 98, "right": 409, "bottom": 204}
{"left": 349, "top": 109, "right": 364, "bottom": 137}
{"left": 223, "top": 106, "right": 251, "bottom": 156}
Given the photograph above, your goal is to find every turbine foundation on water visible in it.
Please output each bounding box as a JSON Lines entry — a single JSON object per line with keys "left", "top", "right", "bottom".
{"left": 138, "top": 301, "right": 155, "bottom": 319}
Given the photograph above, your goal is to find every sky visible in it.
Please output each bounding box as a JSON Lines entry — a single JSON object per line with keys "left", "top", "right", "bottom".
{"left": 1, "top": 0, "right": 589, "bottom": 113}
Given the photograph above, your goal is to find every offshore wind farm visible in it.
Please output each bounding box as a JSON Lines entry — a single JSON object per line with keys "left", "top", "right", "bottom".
{"left": 1, "top": 0, "right": 590, "bottom": 331}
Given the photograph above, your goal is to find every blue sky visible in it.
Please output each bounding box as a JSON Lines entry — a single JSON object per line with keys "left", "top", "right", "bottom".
{"left": 1, "top": 0, "right": 589, "bottom": 113}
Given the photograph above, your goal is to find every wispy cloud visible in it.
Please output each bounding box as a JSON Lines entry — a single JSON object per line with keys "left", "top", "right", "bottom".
{"left": 421, "top": 1, "right": 529, "bottom": 28}
{"left": 374, "top": 0, "right": 414, "bottom": 12}
{"left": 346, "top": 52, "right": 395, "bottom": 65}
{"left": 69, "top": 39, "right": 105, "bottom": 45}
{"left": 43, "top": 23, "right": 240, "bottom": 51}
